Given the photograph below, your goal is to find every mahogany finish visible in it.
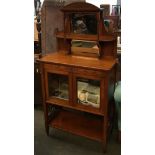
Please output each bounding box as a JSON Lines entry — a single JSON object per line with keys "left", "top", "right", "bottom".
{"left": 39, "top": 2, "right": 117, "bottom": 153}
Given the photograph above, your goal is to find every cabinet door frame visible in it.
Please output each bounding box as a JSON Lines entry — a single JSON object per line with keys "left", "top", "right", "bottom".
{"left": 44, "top": 64, "right": 73, "bottom": 106}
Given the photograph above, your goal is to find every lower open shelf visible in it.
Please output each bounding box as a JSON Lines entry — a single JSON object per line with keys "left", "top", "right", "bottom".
{"left": 49, "top": 109, "right": 103, "bottom": 142}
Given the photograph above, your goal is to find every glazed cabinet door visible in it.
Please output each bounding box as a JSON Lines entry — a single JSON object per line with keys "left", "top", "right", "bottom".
{"left": 72, "top": 68, "right": 105, "bottom": 115}
{"left": 44, "top": 63, "right": 72, "bottom": 106}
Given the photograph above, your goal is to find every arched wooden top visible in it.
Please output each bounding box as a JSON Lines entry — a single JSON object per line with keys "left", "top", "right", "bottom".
{"left": 61, "top": 2, "right": 100, "bottom": 12}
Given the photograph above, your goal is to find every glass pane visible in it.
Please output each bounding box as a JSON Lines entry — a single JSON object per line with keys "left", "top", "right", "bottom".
{"left": 48, "top": 73, "right": 69, "bottom": 100}
{"left": 77, "top": 78, "right": 100, "bottom": 108}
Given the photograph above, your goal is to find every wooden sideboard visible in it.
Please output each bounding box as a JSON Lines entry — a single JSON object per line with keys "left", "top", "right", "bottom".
{"left": 38, "top": 2, "right": 118, "bottom": 152}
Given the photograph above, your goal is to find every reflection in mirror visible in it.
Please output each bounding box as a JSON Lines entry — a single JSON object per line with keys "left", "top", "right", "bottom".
{"left": 71, "top": 13, "right": 97, "bottom": 34}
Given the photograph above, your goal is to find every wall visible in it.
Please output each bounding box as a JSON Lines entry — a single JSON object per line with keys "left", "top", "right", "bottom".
{"left": 41, "top": 0, "right": 85, "bottom": 54}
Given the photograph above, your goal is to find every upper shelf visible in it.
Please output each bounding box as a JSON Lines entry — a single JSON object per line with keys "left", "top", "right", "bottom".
{"left": 56, "top": 31, "right": 116, "bottom": 42}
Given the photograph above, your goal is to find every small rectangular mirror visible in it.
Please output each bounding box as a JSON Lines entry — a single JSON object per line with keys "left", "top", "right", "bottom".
{"left": 71, "top": 13, "right": 97, "bottom": 35}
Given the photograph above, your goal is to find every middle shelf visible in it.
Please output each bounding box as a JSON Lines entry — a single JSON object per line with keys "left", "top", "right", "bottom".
{"left": 56, "top": 31, "right": 116, "bottom": 42}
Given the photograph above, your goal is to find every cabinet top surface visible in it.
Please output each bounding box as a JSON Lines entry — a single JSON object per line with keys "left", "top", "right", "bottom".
{"left": 38, "top": 53, "right": 117, "bottom": 71}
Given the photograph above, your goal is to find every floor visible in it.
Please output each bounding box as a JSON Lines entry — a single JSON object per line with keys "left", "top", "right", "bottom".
{"left": 34, "top": 106, "right": 121, "bottom": 155}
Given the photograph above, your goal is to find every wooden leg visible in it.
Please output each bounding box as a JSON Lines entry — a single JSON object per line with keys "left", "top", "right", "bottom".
{"left": 44, "top": 104, "right": 49, "bottom": 136}
{"left": 102, "top": 117, "right": 108, "bottom": 153}
{"left": 102, "top": 114, "right": 108, "bottom": 153}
